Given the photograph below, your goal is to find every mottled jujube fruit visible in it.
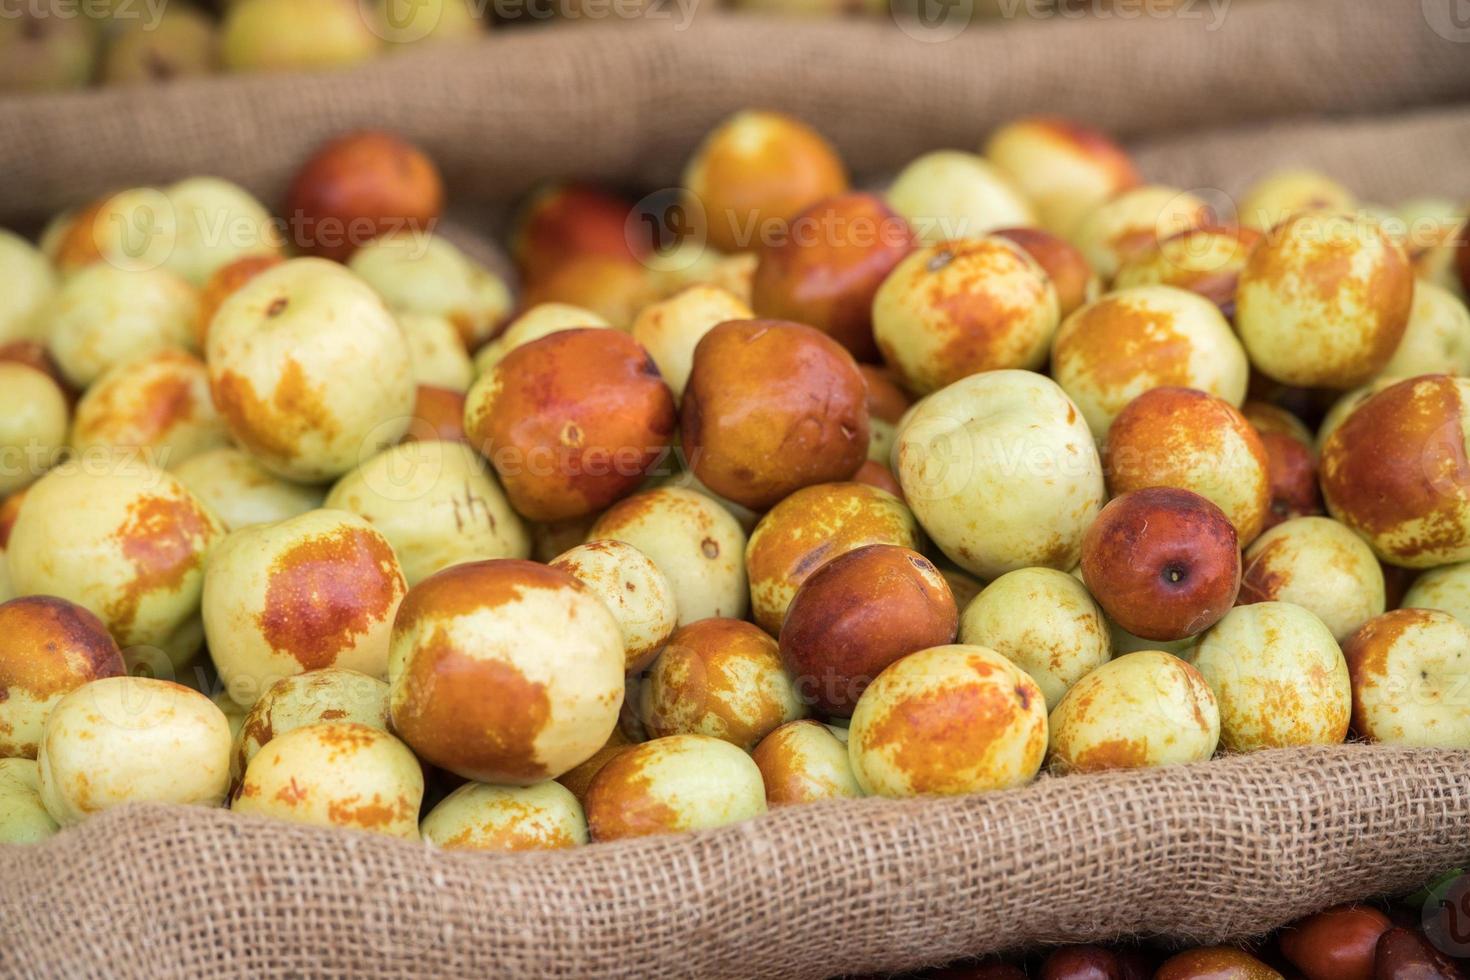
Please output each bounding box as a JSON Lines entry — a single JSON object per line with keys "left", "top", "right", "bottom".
{"left": 750, "top": 192, "right": 914, "bottom": 362}
{"left": 682, "top": 319, "right": 869, "bottom": 511}
{"left": 464, "top": 328, "right": 677, "bottom": 522}
{"left": 779, "top": 545, "right": 957, "bottom": 716}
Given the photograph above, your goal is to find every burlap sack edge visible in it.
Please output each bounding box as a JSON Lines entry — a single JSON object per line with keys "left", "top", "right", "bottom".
{"left": 1, "top": 0, "right": 1469, "bottom": 226}
{"left": 3, "top": 743, "right": 1468, "bottom": 978}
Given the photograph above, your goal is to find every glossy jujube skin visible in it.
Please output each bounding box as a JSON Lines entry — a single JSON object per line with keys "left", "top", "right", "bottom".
{"left": 629, "top": 286, "right": 752, "bottom": 401}
{"left": 1254, "top": 426, "right": 1324, "bottom": 533}
{"left": 750, "top": 720, "right": 862, "bottom": 806}
{"left": 1342, "top": 608, "right": 1470, "bottom": 748}
{"left": 897, "top": 370, "right": 1104, "bottom": 580}
{"left": 1070, "top": 185, "right": 1212, "bottom": 281}
{"left": 347, "top": 232, "right": 511, "bottom": 351}
{"left": 232, "top": 667, "right": 390, "bottom": 780}
{"left": 549, "top": 539, "right": 678, "bottom": 673}
{"left": 1320, "top": 375, "right": 1470, "bottom": 568}
{"left": 983, "top": 116, "right": 1142, "bottom": 236}
{"left": 207, "top": 258, "right": 416, "bottom": 482}
{"left": 587, "top": 486, "right": 749, "bottom": 626}
{"left": 465, "top": 328, "right": 677, "bottom": 522}
{"left": 848, "top": 644, "right": 1047, "bottom": 798}
{"left": 0, "top": 596, "right": 125, "bottom": 759}
{"left": 584, "top": 733, "right": 767, "bottom": 841}
{"left": 8, "top": 463, "right": 224, "bottom": 651}
{"left": 1080, "top": 487, "right": 1241, "bottom": 642}
{"left": 1113, "top": 224, "right": 1263, "bottom": 317}
{"left": 474, "top": 302, "right": 611, "bottom": 377}
{"left": 779, "top": 545, "right": 957, "bottom": 717}
{"left": 399, "top": 312, "right": 474, "bottom": 391}
{"left": 0, "top": 758, "right": 58, "bottom": 844}
{"left": 1237, "top": 169, "right": 1355, "bottom": 232}
{"left": 1235, "top": 211, "right": 1413, "bottom": 389}
{"left": 233, "top": 723, "right": 423, "bottom": 839}
{"left": 885, "top": 151, "right": 1035, "bottom": 245}
{"left": 554, "top": 726, "right": 634, "bottom": 805}
{"left": 1372, "top": 927, "right": 1465, "bottom": 980}
{"left": 1239, "top": 517, "right": 1385, "bottom": 643}
{"left": 1154, "top": 946, "right": 1284, "bottom": 980}
{"left": 1381, "top": 280, "right": 1470, "bottom": 378}
{"left": 172, "top": 447, "right": 324, "bottom": 532}
{"left": 750, "top": 192, "right": 914, "bottom": 362}
{"left": 1278, "top": 903, "right": 1391, "bottom": 980}
{"left": 861, "top": 364, "right": 912, "bottom": 464}
{"left": 990, "top": 226, "right": 1100, "bottom": 318}
{"left": 682, "top": 110, "right": 848, "bottom": 255}
{"left": 1187, "top": 602, "right": 1351, "bottom": 752}
{"left": 46, "top": 264, "right": 199, "bottom": 390}
{"left": 511, "top": 183, "right": 646, "bottom": 285}
{"left": 421, "top": 781, "right": 587, "bottom": 852}
{"left": 203, "top": 509, "right": 407, "bottom": 708}
{"left": 873, "top": 237, "right": 1059, "bottom": 395}
{"left": 70, "top": 348, "right": 229, "bottom": 470}
{"left": 958, "top": 567, "right": 1112, "bottom": 711}
{"left": 404, "top": 385, "right": 468, "bottom": 445}
{"left": 1047, "top": 651, "right": 1220, "bottom": 775}
{"left": 518, "top": 255, "right": 659, "bottom": 332}
{"left": 196, "top": 254, "right": 285, "bottom": 349}
{"left": 0, "top": 362, "right": 67, "bottom": 497}
{"left": 745, "top": 481, "right": 922, "bottom": 636}
{"left": 642, "top": 618, "right": 806, "bottom": 749}
{"left": 1103, "top": 386, "right": 1272, "bottom": 545}
{"left": 38, "top": 677, "right": 232, "bottom": 826}
{"left": 158, "top": 177, "right": 284, "bottom": 289}
{"left": 682, "top": 319, "right": 869, "bottom": 511}
{"left": 1051, "top": 285, "right": 1249, "bottom": 440}
{"left": 388, "top": 560, "right": 624, "bottom": 784}
{"left": 1402, "top": 561, "right": 1470, "bottom": 626}
{"left": 325, "top": 439, "right": 529, "bottom": 587}
{"left": 283, "top": 130, "right": 444, "bottom": 262}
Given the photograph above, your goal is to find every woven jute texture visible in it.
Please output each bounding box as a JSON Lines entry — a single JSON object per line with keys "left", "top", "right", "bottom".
{"left": 3, "top": 746, "right": 1469, "bottom": 979}
{"left": 3, "top": 3, "right": 1470, "bottom": 977}
{"left": 0, "top": 0, "right": 1468, "bottom": 228}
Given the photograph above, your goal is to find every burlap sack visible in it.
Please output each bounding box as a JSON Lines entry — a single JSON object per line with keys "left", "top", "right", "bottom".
{"left": 2, "top": 747, "right": 1467, "bottom": 978}
{"left": 3, "top": 2, "right": 1470, "bottom": 977}
{"left": 0, "top": 0, "right": 1468, "bottom": 226}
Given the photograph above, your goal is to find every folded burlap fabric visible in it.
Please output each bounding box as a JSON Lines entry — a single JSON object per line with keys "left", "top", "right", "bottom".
{"left": 2, "top": 746, "right": 1468, "bottom": 979}
{"left": 0, "top": 0, "right": 1466, "bottom": 229}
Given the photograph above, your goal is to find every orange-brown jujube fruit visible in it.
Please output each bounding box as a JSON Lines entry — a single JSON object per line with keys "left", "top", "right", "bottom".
{"left": 283, "top": 130, "right": 444, "bottom": 262}
{"left": 1081, "top": 487, "right": 1242, "bottom": 642}
{"left": 465, "top": 328, "right": 677, "bottom": 522}
{"left": 1257, "top": 429, "right": 1323, "bottom": 532}
{"left": 196, "top": 254, "right": 285, "bottom": 348}
{"left": 779, "top": 544, "right": 957, "bottom": 716}
{"left": 1320, "top": 375, "right": 1470, "bottom": 568}
{"left": 750, "top": 192, "right": 914, "bottom": 362}
{"left": 1102, "top": 386, "right": 1271, "bottom": 545}
{"left": 512, "top": 183, "right": 648, "bottom": 285}
{"left": 991, "top": 226, "right": 1099, "bottom": 318}
{"left": 401, "top": 385, "right": 467, "bottom": 445}
{"left": 1279, "top": 904, "right": 1392, "bottom": 980}
{"left": 0, "top": 596, "right": 125, "bottom": 759}
{"left": 682, "top": 319, "right": 869, "bottom": 511}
